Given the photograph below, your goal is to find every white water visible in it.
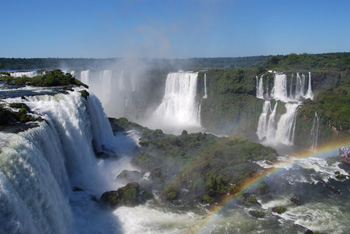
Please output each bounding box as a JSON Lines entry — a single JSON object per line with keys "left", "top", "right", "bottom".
{"left": 10, "top": 71, "right": 38, "bottom": 78}
{"left": 78, "top": 70, "right": 139, "bottom": 119}
{"left": 256, "top": 72, "right": 314, "bottom": 145}
{"left": 309, "top": 111, "right": 319, "bottom": 151}
{"left": 273, "top": 103, "right": 299, "bottom": 145}
{"left": 0, "top": 90, "right": 123, "bottom": 233}
{"left": 304, "top": 72, "right": 314, "bottom": 100}
{"left": 147, "top": 72, "right": 202, "bottom": 133}
{"left": 257, "top": 101, "right": 271, "bottom": 140}
{"left": 256, "top": 75, "right": 264, "bottom": 99}
{"left": 266, "top": 102, "right": 278, "bottom": 140}
{"left": 203, "top": 73, "right": 208, "bottom": 99}
{"left": 81, "top": 70, "right": 90, "bottom": 86}
{"left": 271, "top": 73, "right": 288, "bottom": 102}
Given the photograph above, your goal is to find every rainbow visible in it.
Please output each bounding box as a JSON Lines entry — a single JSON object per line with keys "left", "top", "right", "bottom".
{"left": 190, "top": 140, "right": 349, "bottom": 234}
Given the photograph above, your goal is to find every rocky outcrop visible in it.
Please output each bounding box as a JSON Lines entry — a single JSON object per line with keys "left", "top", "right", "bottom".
{"left": 100, "top": 182, "right": 146, "bottom": 209}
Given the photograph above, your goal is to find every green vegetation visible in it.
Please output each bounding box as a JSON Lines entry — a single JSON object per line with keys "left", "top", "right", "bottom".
{"left": 100, "top": 182, "right": 144, "bottom": 208}
{"left": 79, "top": 90, "right": 89, "bottom": 100}
{"left": 129, "top": 126, "right": 277, "bottom": 203}
{"left": 0, "top": 103, "right": 42, "bottom": 125}
{"left": 0, "top": 105, "right": 12, "bottom": 125}
{"left": 198, "top": 67, "right": 265, "bottom": 135}
{"left": 109, "top": 117, "right": 277, "bottom": 204}
{"left": 295, "top": 85, "right": 350, "bottom": 147}
{"left": 244, "top": 195, "right": 258, "bottom": 207}
{"left": 263, "top": 52, "right": 350, "bottom": 71}
{"left": 336, "top": 174, "right": 347, "bottom": 179}
{"left": 271, "top": 206, "right": 287, "bottom": 214}
{"left": 0, "top": 69, "right": 88, "bottom": 88}
{"left": 0, "top": 56, "right": 270, "bottom": 71}
{"left": 249, "top": 210, "right": 265, "bottom": 218}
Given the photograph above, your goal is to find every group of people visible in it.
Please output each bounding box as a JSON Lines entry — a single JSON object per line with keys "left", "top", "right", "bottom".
{"left": 339, "top": 147, "right": 350, "bottom": 158}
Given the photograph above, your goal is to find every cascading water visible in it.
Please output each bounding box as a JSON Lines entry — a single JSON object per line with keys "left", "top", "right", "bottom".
{"left": 0, "top": 90, "right": 120, "bottom": 233}
{"left": 257, "top": 101, "right": 271, "bottom": 140}
{"left": 274, "top": 103, "right": 299, "bottom": 145}
{"left": 148, "top": 72, "right": 201, "bottom": 133}
{"left": 304, "top": 72, "right": 314, "bottom": 100}
{"left": 203, "top": 73, "right": 208, "bottom": 99}
{"left": 266, "top": 102, "right": 277, "bottom": 140}
{"left": 10, "top": 71, "right": 38, "bottom": 78}
{"left": 81, "top": 70, "right": 90, "bottom": 86}
{"left": 78, "top": 69, "right": 131, "bottom": 118}
{"left": 256, "top": 75, "right": 264, "bottom": 99}
{"left": 271, "top": 73, "right": 288, "bottom": 102}
{"left": 309, "top": 111, "right": 319, "bottom": 151}
{"left": 256, "top": 72, "right": 314, "bottom": 145}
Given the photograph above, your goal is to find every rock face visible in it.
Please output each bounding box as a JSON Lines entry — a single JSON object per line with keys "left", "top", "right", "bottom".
{"left": 100, "top": 182, "right": 141, "bottom": 208}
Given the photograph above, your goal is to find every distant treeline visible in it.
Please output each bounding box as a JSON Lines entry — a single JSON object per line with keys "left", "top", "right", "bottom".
{"left": 263, "top": 52, "right": 350, "bottom": 71}
{"left": 1, "top": 53, "right": 349, "bottom": 71}
{"left": 0, "top": 56, "right": 270, "bottom": 71}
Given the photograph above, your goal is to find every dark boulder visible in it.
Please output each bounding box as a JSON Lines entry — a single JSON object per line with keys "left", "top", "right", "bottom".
{"left": 290, "top": 196, "right": 301, "bottom": 206}
{"left": 271, "top": 206, "right": 287, "bottom": 214}
{"left": 100, "top": 182, "right": 141, "bottom": 209}
{"left": 248, "top": 210, "right": 265, "bottom": 218}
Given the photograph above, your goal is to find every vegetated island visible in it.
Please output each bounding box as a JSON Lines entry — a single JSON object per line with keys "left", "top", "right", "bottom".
{"left": 101, "top": 117, "right": 278, "bottom": 208}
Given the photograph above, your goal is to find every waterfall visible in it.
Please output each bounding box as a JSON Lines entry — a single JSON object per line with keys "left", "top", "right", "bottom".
{"left": 256, "top": 71, "right": 315, "bottom": 145}
{"left": 265, "top": 76, "right": 269, "bottom": 99}
{"left": 149, "top": 72, "right": 201, "bottom": 133}
{"left": 309, "top": 111, "right": 319, "bottom": 151}
{"left": 271, "top": 73, "right": 288, "bottom": 102}
{"left": 257, "top": 101, "right": 271, "bottom": 140}
{"left": 203, "top": 73, "right": 208, "bottom": 99}
{"left": 304, "top": 72, "right": 314, "bottom": 100}
{"left": 99, "top": 70, "right": 113, "bottom": 104}
{"left": 295, "top": 73, "right": 303, "bottom": 100}
{"left": 119, "top": 70, "right": 125, "bottom": 91}
{"left": 274, "top": 103, "right": 299, "bottom": 145}
{"left": 266, "top": 102, "right": 278, "bottom": 140}
{"left": 289, "top": 74, "right": 294, "bottom": 99}
{"left": 10, "top": 71, "right": 38, "bottom": 78}
{"left": 0, "top": 90, "right": 116, "bottom": 233}
{"left": 256, "top": 75, "right": 264, "bottom": 99}
{"left": 131, "top": 73, "right": 136, "bottom": 92}
{"left": 81, "top": 70, "right": 90, "bottom": 86}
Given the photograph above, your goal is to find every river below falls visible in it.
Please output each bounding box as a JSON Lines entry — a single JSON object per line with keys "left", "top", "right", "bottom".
{"left": 79, "top": 131, "right": 350, "bottom": 234}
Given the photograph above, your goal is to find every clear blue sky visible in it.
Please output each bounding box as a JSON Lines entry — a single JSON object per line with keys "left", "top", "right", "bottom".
{"left": 1, "top": 0, "right": 350, "bottom": 58}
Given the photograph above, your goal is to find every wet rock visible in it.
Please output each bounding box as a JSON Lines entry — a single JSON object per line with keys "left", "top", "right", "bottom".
{"left": 290, "top": 196, "right": 301, "bottom": 206}
{"left": 325, "top": 183, "right": 341, "bottom": 194}
{"left": 100, "top": 182, "right": 141, "bottom": 209}
{"left": 271, "top": 206, "right": 287, "bottom": 214}
{"left": 249, "top": 210, "right": 265, "bottom": 218}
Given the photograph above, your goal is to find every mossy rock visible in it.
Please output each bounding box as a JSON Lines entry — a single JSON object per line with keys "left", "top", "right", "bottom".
{"left": 80, "top": 90, "right": 89, "bottom": 100}
{"left": 249, "top": 210, "right": 265, "bottom": 218}
{"left": 290, "top": 196, "right": 301, "bottom": 206}
{"left": 335, "top": 174, "right": 347, "bottom": 179}
{"left": 100, "top": 182, "right": 141, "bottom": 208}
{"left": 244, "top": 195, "right": 258, "bottom": 207}
{"left": 9, "top": 103, "right": 30, "bottom": 111}
{"left": 272, "top": 206, "right": 287, "bottom": 214}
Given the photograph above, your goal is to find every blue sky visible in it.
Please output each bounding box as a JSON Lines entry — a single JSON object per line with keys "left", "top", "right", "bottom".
{"left": 1, "top": 0, "right": 350, "bottom": 58}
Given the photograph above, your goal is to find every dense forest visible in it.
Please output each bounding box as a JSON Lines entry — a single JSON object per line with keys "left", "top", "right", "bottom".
{"left": 0, "top": 56, "right": 270, "bottom": 71}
